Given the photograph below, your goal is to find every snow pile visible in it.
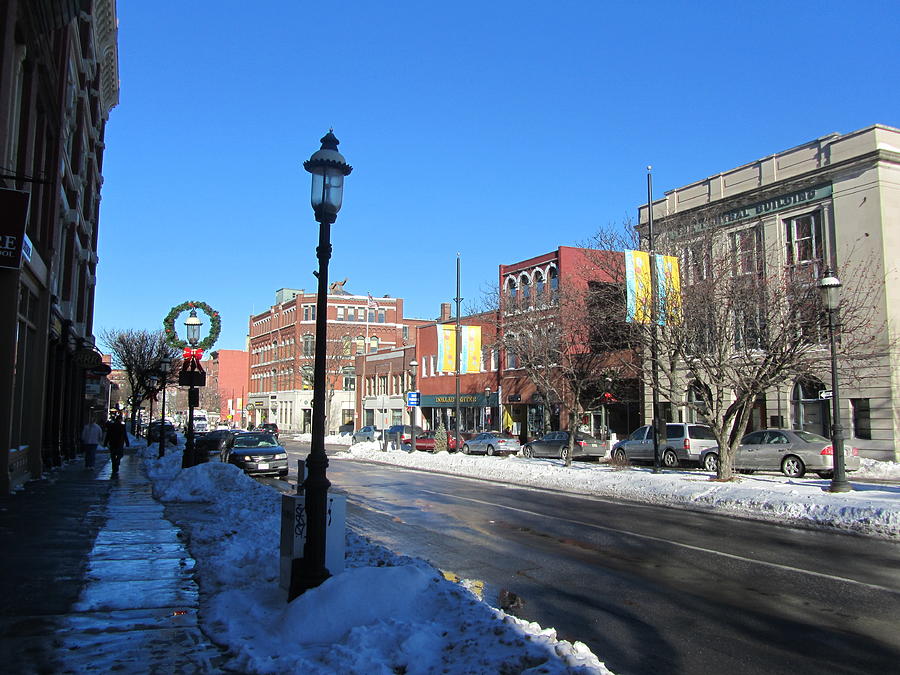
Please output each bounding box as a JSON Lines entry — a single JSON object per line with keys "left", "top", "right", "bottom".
{"left": 142, "top": 446, "right": 612, "bottom": 674}
{"left": 292, "top": 432, "right": 353, "bottom": 446}
{"left": 857, "top": 457, "right": 900, "bottom": 480}
{"left": 344, "top": 443, "right": 900, "bottom": 538}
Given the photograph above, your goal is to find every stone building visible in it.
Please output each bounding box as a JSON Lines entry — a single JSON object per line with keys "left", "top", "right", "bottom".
{"left": 639, "top": 124, "right": 900, "bottom": 460}
{"left": 0, "top": 0, "right": 119, "bottom": 491}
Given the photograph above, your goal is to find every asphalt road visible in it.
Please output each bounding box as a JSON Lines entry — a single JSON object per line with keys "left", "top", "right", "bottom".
{"left": 279, "top": 440, "right": 900, "bottom": 675}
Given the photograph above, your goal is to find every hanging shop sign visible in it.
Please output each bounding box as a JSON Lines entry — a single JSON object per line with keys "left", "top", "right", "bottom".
{"left": 0, "top": 188, "right": 30, "bottom": 270}
{"left": 420, "top": 393, "right": 490, "bottom": 407}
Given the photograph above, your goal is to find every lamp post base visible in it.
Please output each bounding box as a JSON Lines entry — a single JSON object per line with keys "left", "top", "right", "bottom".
{"left": 828, "top": 478, "right": 852, "bottom": 493}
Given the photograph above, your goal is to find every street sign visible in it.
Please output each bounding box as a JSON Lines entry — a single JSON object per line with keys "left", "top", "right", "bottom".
{"left": 818, "top": 389, "right": 833, "bottom": 400}
{"left": 407, "top": 391, "right": 420, "bottom": 407}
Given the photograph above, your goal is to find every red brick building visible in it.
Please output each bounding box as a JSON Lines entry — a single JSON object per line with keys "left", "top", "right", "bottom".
{"left": 201, "top": 350, "right": 249, "bottom": 428}
{"left": 248, "top": 286, "right": 429, "bottom": 433}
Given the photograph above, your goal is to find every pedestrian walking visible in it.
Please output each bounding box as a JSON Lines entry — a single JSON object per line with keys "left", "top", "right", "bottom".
{"left": 80, "top": 415, "right": 103, "bottom": 468}
{"left": 104, "top": 413, "right": 129, "bottom": 476}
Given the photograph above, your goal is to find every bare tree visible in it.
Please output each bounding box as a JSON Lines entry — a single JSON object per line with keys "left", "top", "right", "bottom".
{"left": 594, "top": 215, "right": 890, "bottom": 480}
{"left": 99, "top": 329, "right": 180, "bottom": 434}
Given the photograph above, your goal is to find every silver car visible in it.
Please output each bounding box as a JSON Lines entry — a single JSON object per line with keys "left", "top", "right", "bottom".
{"left": 351, "top": 426, "right": 381, "bottom": 444}
{"left": 461, "top": 432, "right": 521, "bottom": 456}
{"left": 700, "top": 429, "right": 860, "bottom": 478}
{"left": 611, "top": 423, "right": 718, "bottom": 467}
{"left": 523, "top": 431, "right": 606, "bottom": 460}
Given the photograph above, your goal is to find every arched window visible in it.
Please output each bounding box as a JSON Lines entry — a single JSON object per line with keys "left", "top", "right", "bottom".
{"left": 369, "top": 336, "right": 379, "bottom": 353}
{"left": 342, "top": 335, "right": 352, "bottom": 356}
{"left": 534, "top": 270, "right": 545, "bottom": 299}
{"left": 506, "top": 277, "right": 517, "bottom": 305}
{"left": 520, "top": 274, "right": 531, "bottom": 306}
{"left": 356, "top": 336, "right": 365, "bottom": 355}
{"left": 302, "top": 334, "right": 315, "bottom": 357}
{"left": 548, "top": 266, "right": 559, "bottom": 302}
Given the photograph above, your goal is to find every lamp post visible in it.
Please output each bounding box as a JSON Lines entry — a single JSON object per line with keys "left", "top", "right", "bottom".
{"left": 290, "top": 131, "right": 352, "bottom": 600}
{"left": 647, "top": 167, "right": 662, "bottom": 473}
{"left": 183, "top": 309, "right": 202, "bottom": 468}
{"left": 408, "top": 359, "right": 418, "bottom": 451}
{"left": 146, "top": 374, "right": 159, "bottom": 439}
{"left": 158, "top": 357, "right": 171, "bottom": 458}
{"left": 819, "top": 271, "right": 852, "bottom": 493}
{"left": 485, "top": 387, "right": 491, "bottom": 431}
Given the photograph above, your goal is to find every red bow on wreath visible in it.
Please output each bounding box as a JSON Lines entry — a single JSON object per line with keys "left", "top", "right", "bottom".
{"left": 183, "top": 347, "right": 204, "bottom": 361}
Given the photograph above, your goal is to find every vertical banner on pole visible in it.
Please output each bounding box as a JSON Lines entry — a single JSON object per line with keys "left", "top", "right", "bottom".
{"left": 625, "top": 250, "right": 652, "bottom": 323}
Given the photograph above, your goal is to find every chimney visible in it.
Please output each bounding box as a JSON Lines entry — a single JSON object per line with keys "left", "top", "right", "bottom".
{"left": 439, "top": 303, "right": 451, "bottom": 322}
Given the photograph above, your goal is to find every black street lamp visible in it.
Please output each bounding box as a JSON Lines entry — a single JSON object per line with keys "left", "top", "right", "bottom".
{"left": 146, "top": 374, "right": 159, "bottom": 439}
{"left": 484, "top": 386, "right": 491, "bottom": 431}
{"left": 183, "top": 309, "right": 202, "bottom": 469}
{"left": 819, "top": 271, "right": 852, "bottom": 493}
{"left": 158, "top": 356, "right": 171, "bottom": 458}
{"left": 290, "top": 131, "right": 352, "bottom": 600}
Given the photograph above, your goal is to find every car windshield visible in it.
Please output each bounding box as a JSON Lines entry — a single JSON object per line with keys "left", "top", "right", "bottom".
{"left": 233, "top": 433, "right": 278, "bottom": 448}
{"left": 793, "top": 430, "right": 830, "bottom": 443}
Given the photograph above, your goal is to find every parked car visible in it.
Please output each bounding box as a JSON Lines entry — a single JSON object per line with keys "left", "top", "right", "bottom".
{"left": 461, "top": 432, "right": 521, "bottom": 456}
{"left": 258, "top": 423, "right": 279, "bottom": 439}
{"left": 146, "top": 421, "right": 178, "bottom": 446}
{"left": 523, "top": 431, "right": 607, "bottom": 461}
{"left": 611, "top": 423, "right": 718, "bottom": 467}
{"left": 699, "top": 429, "right": 860, "bottom": 478}
{"left": 351, "top": 426, "right": 382, "bottom": 443}
{"left": 385, "top": 424, "right": 425, "bottom": 445}
{"left": 222, "top": 432, "right": 288, "bottom": 477}
{"left": 195, "top": 429, "right": 235, "bottom": 455}
{"left": 414, "top": 430, "right": 458, "bottom": 452}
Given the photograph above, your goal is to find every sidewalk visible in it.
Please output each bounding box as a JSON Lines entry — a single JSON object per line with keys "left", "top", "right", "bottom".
{"left": 0, "top": 444, "right": 226, "bottom": 673}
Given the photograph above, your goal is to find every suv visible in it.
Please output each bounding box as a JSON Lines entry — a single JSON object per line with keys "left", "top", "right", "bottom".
{"left": 258, "top": 423, "right": 279, "bottom": 440}
{"left": 611, "top": 423, "right": 717, "bottom": 467}
{"left": 147, "top": 421, "right": 178, "bottom": 446}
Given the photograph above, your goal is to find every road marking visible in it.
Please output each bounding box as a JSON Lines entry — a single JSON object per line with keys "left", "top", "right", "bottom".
{"left": 418, "top": 489, "right": 900, "bottom": 595}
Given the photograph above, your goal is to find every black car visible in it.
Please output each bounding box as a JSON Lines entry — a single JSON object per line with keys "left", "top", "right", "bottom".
{"left": 195, "top": 429, "right": 235, "bottom": 455}
{"left": 222, "top": 432, "right": 288, "bottom": 477}
{"left": 258, "top": 423, "right": 279, "bottom": 439}
{"left": 147, "top": 421, "right": 177, "bottom": 446}
{"left": 522, "top": 431, "right": 607, "bottom": 461}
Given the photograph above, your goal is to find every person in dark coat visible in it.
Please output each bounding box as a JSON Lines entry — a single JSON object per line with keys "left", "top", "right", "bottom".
{"left": 104, "top": 414, "right": 129, "bottom": 476}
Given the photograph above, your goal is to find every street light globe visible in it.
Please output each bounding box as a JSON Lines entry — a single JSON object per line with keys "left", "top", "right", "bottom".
{"left": 148, "top": 375, "right": 159, "bottom": 389}
{"left": 303, "top": 131, "right": 353, "bottom": 224}
{"left": 819, "top": 271, "right": 842, "bottom": 311}
{"left": 185, "top": 308, "right": 202, "bottom": 346}
{"left": 409, "top": 359, "right": 418, "bottom": 373}
{"left": 160, "top": 356, "right": 171, "bottom": 374}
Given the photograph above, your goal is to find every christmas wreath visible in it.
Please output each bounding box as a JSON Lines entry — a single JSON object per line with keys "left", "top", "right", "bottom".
{"left": 163, "top": 301, "right": 221, "bottom": 350}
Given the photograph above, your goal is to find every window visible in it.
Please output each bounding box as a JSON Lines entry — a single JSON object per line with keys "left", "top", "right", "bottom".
{"left": 342, "top": 335, "right": 352, "bottom": 356}
{"left": 506, "top": 278, "right": 517, "bottom": 305}
{"left": 548, "top": 267, "right": 559, "bottom": 303}
{"left": 356, "top": 336, "right": 365, "bottom": 355}
{"left": 302, "top": 334, "right": 315, "bottom": 357}
{"left": 368, "top": 308, "right": 375, "bottom": 322}
{"left": 378, "top": 309, "right": 385, "bottom": 323}
{"left": 337, "top": 306, "right": 345, "bottom": 320}
{"left": 369, "top": 336, "right": 379, "bottom": 353}
{"left": 402, "top": 325, "right": 409, "bottom": 341}
{"left": 686, "top": 242, "right": 711, "bottom": 284}
{"left": 851, "top": 399, "right": 872, "bottom": 439}
{"left": 378, "top": 375, "right": 388, "bottom": 395}
{"left": 520, "top": 274, "right": 531, "bottom": 306}
{"left": 343, "top": 367, "right": 356, "bottom": 391}
{"left": 785, "top": 212, "right": 824, "bottom": 280}
{"left": 534, "top": 270, "right": 545, "bottom": 298}
{"left": 303, "top": 306, "right": 310, "bottom": 321}
{"left": 731, "top": 226, "right": 762, "bottom": 277}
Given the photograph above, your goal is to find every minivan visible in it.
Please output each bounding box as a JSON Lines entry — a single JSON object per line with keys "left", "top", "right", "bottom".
{"left": 611, "top": 423, "right": 718, "bottom": 467}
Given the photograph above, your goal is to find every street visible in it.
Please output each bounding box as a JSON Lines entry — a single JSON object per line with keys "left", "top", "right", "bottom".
{"left": 280, "top": 439, "right": 900, "bottom": 675}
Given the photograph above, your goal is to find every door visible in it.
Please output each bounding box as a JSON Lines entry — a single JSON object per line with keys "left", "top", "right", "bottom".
{"left": 624, "top": 426, "right": 651, "bottom": 460}
{"left": 737, "top": 431, "right": 766, "bottom": 470}
{"left": 759, "top": 430, "right": 792, "bottom": 471}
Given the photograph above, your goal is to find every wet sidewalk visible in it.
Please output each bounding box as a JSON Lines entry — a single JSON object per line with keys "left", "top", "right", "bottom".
{"left": 0, "top": 446, "right": 226, "bottom": 673}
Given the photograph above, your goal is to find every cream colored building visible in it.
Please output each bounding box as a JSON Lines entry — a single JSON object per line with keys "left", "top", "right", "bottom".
{"left": 639, "top": 124, "right": 900, "bottom": 461}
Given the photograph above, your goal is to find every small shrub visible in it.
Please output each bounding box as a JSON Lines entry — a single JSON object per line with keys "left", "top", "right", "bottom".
{"left": 435, "top": 422, "right": 448, "bottom": 453}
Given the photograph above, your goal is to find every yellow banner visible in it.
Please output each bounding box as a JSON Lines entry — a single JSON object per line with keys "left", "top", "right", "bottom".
{"left": 436, "top": 325, "right": 481, "bottom": 373}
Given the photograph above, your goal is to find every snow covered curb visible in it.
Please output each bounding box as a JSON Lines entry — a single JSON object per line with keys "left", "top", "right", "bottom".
{"left": 341, "top": 443, "right": 900, "bottom": 539}
{"left": 138, "top": 442, "right": 612, "bottom": 674}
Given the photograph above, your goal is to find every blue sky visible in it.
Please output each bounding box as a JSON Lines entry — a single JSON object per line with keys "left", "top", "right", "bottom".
{"left": 93, "top": 1, "right": 900, "bottom": 352}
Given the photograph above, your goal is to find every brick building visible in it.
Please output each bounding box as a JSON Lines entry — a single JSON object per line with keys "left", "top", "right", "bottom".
{"left": 248, "top": 286, "right": 429, "bottom": 433}
{"left": 200, "top": 349, "right": 249, "bottom": 428}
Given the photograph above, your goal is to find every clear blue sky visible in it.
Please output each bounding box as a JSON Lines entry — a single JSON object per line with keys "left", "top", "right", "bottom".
{"left": 94, "top": 0, "right": 900, "bottom": 352}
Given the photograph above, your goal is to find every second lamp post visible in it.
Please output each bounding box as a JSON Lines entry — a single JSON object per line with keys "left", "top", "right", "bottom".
{"left": 289, "top": 131, "right": 352, "bottom": 600}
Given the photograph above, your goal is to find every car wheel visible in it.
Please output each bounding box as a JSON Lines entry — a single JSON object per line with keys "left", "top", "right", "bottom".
{"left": 523, "top": 445, "right": 534, "bottom": 458}
{"left": 613, "top": 447, "right": 627, "bottom": 463}
{"left": 462, "top": 444, "right": 470, "bottom": 455}
{"left": 662, "top": 449, "right": 679, "bottom": 468}
{"left": 560, "top": 445, "right": 571, "bottom": 461}
{"left": 781, "top": 455, "right": 806, "bottom": 478}
{"left": 702, "top": 452, "right": 719, "bottom": 472}
{"left": 486, "top": 445, "right": 495, "bottom": 456}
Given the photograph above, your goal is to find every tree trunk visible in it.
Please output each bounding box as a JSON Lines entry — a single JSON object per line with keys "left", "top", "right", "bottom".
{"left": 565, "top": 410, "right": 576, "bottom": 467}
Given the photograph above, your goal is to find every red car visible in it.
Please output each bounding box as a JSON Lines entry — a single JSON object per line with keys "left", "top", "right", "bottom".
{"left": 414, "top": 430, "right": 458, "bottom": 452}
